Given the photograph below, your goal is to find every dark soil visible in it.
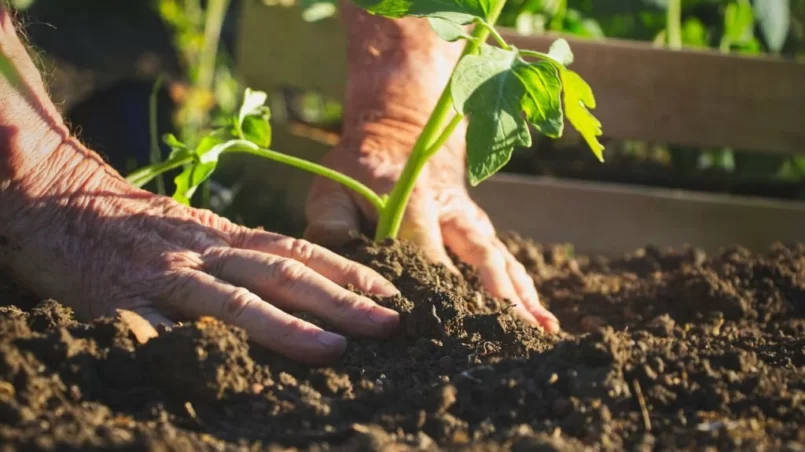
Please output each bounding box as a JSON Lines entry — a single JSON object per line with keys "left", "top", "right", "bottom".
{"left": 1, "top": 236, "right": 804, "bottom": 451}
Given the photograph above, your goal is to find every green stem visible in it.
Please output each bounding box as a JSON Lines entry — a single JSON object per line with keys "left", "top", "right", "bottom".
{"left": 518, "top": 49, "right": 563, "bottom": 67}
{"left": 548, "top": 0, "right": 567, "bottom": 31}
{"left": 127, "top": 139, "right": 386, "bottom": 213}
{"left": 126, "top": 155, "right": 194, "bottom": 188}
{"left": 197, "top": 0, "right": 230, "bottom": 95}
{"left": 476, "top": 18, "right": 511, "bottom": 50}
{"left": 149, "top": 76, "right": 166, "bottom": 195}
{"left": 424, "top": 114, "right": 464, "bottom": 158}
{"left": 667, "top": 0, "right": 682, "bottom": 50}
{"left": 374, "top": 0, "right": 507, "bottom": 241}
{"left": 232, "top": 143, "right": 387, "bottom": 213}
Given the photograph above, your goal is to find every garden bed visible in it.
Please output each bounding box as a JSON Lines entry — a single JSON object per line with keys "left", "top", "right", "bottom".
{"left": 1, "top": 235, "right": 803, "bottom": 450}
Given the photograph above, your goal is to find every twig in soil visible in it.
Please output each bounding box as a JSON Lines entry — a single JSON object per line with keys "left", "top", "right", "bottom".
{"left": 456, "top": 365, "right": 493, "bottom": 383}
{"left": 632, "top": 379, "right": 652, "bottom": 432}
{"left": 185, "top": 402, "right": 198, "bottom": 420}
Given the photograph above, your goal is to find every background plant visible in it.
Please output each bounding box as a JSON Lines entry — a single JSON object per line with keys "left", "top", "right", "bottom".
{"left": 129, "top": 0, "right": 605, "bottom": 243}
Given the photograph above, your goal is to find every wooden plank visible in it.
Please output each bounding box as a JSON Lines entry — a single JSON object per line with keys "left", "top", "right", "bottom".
{"left": 220, "top": 126, "right": 805, "bottom": 256}
{"left": 470, "top": 173, "right": 805, "bottom": 256}
{"left": 236, "top": 2, "right": 347, "bottom": 103}
{"left": 503, "top": 31, "right": 805, "bottom": 156}
{"left": 237, "top": 1, "right": 805, "bottom": 154}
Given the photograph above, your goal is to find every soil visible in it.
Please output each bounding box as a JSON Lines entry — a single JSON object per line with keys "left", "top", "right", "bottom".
{"left": 1, "top": 235, "right": 804, "bottom": 451}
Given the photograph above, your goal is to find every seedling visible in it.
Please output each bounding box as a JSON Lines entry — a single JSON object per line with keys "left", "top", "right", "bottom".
{"left": 127, "top": 0, "right": 604, "bottom": 241}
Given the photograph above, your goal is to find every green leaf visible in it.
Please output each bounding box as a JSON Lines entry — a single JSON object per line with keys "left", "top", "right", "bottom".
{"left": 350, "top": 0, "right": 490, "bottom": 23}
{"left": 163, "top": 134, "right": 193, "bottom": 159}
{"left": 452, "top": 45, "right": 534, "bottom": 185}
{"left": 236, "top": 88, "right": 271, "bottom": 139}
{"left": 561, "top": 69, "right": 604, "bottom": 161}
{"left": 428, "top": 16, "right": 474, "bottom": 41}
{"left": 239, "top": 88, "right": 269, "bottom": 123}
{"left": 242, "top": 115, "right": 272, "bottom": 148}
{"left": 514, "top": 61, "right": 563, "bottom": 138}
{"left": 723, "top": 0, "right": 755, "bottom": 47}
{"left": 173, "top": 162, "right": 216, "bottom": 205}
{"left": 172, "top": 136, "right": 242, "bottom": 205}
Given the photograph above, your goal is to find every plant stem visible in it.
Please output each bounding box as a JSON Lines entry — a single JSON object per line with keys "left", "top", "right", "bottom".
{"left": 233, "top": 143, "right": 387, "bottom": 213}
{"left": 126, "top": 155, "right": 194, "bottom": 188}
{"left": 424, "top": 114, "right": 464, "bottom": 157}
{"left": 374, "top": 0, "right": 507, "bottom": 241}
{"left": 149, "top": 76, "right": 166, "bottom": 195}
{"left": 477, "top": 18, "right": 511, "bottom": 50}
{"left": 518, "top": 49, "right": 561, "bottom": 66}
{"left": 198, "top": 0, "right": 230, "bottom": 97}
{"left": 127, "top": 140, "right": 386, "bottom": 213}
{"left": 667, "top": 0, "right": 682, "bottom": 50}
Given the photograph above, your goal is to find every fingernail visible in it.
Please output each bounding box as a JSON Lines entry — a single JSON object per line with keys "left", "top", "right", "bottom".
{"left": 317, "top": 331, "right": 347, "bottom": 348}
{"left": 369, "top": 308, "right": 400, "bottom": 327}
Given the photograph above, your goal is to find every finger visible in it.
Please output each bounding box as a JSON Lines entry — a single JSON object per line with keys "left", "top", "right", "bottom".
{"left": 161, "top": 269, "right": 348, "bottom": 364}
{"left": 236, "top": 232, "right": 399, "bottom": 297}
{"left": 204, "top": 248, "right": 400, "bottom": 337}
{"left": 304, "top": 180, "right": 361, "bottom": 249}
{"left": 399, "top": 197, "right": 458, "bottom": 273}
{"left": 494, "top": 238, "right": 560, "bottom": 334}
{"left": 441, "top": 203, "right": 539, "bottom": 326}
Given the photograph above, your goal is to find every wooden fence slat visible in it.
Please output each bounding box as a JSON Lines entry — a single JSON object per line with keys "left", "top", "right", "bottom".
{"left": 504, "top": 32, "right": 805, "bottom": 155}
{"left": 238, "top": 1, "right": 805, "bottom": 155}
{"left": 469, "top": 173, "right": 805, "bottom": 256}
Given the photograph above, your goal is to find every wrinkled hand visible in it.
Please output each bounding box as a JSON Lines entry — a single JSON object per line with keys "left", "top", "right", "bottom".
{"left": 304, "top": 127, "right": 559, "bottom": 334}
{"left": 0, "top": 7, "right": 399, "bottom": 364}
{"left": 304, "top": 3, "right": 559, "bottom": 333}
{"left": 1, "top": 146, "right": 400, "bottom": 364}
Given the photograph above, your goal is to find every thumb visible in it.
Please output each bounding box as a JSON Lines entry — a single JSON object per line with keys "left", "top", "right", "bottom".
{"left": 398, "top": 198, "right": 458, "bottom": 273}
{"left": 304, "top": 179, "right": 362, "bottom": 248}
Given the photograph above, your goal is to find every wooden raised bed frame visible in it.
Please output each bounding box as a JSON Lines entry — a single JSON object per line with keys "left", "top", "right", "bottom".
{"left": 235, "top": 0, "right": 805, "bottom": 256}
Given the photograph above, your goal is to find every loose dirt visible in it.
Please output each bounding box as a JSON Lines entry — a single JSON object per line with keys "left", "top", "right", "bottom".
{"left": 1, "top": 235, "right": 803, "bottom": 451}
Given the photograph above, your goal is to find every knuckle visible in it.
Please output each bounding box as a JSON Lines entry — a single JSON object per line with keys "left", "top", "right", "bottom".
{"left": 269, "top": 258, "right": 309, "bottom": 290}
{"left": 468, "top": 241, "right": 497, "bottom": 265}
{"left": 226, "top": 225, "right": 252, "bottom": 248}
{"left": 221, "top": 287, "right": 255, "bottom": 321}
{"left": 287, "top": 238, "right": 317, "bottom": 265}
{"left": 200, "top": 246, "right": 233, "bottom": 276}
{"left": 157, "top": 270, "right": 199, "bottom": 311}
{"left": 159, "top": 249, "right": 205, "bottom": 272}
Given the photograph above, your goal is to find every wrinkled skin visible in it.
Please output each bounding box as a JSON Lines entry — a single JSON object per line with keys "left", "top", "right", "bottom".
{"left": 305, "top": 3, "right": 559, "bottom": 333}
{"left": 0, "top": 7, "right": 400, "bottom": 365}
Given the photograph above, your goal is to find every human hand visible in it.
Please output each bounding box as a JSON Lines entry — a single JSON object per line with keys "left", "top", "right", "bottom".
{"left": 0, "top": 7, "right": 400, "bottom": 365}
{"left": 303, "top": 3, "right": 559, "bottom": 333}
{"left": 305, "top": 124, "right": 559, "bottom": 334}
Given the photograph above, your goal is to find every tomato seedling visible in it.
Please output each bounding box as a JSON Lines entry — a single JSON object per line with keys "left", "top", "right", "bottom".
{"left": 127, "top": 0, "right": 604, "bottom": 241}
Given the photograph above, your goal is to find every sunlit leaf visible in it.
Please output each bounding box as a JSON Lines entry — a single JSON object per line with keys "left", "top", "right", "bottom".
{"left": 351, "top": 0, "right": 491, "bottom": 24}
{"left": 722, "top": 0, "right": 755, "bottom": 48}
{"left": 515, "top": 62, "right": 563, "bottom": 138}
{"left": 173, "top": 161, "right": 216, "bottom": 205}
{"left": 172, "top": 136, "right": 231, "bottom": 205}
{"left": 428, "top": 17, "right": 474, "bottom": 41}
{"left": 452, "top": 45, "right": 533, "bottom": 185}
{"left": 561, "top": 69, "right": 604, "bottom": 161}
{"left": 163, "top": 134, "right": 193, "bottom": 159}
